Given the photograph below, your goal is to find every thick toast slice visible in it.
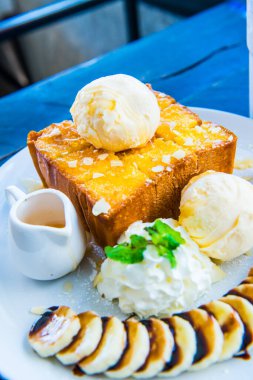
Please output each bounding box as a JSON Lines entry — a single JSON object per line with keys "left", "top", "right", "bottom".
{"left": 27, "top": 89, "right": 237, "bottom": 246}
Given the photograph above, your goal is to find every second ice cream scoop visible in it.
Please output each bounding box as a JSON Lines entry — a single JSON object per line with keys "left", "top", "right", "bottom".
{"left": 179, "top": 171, "right": 253, "bottom": 261}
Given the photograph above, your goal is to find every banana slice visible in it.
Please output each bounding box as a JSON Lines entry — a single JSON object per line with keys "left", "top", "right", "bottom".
{"left": 159, "top": 316, "right": 196, "bottom": 377}
{"left": 178, "top": 309, "right": 223, "bottom": 371}
{"left": 202, "top": 300, "right": 244, "bottom": 361}
{"left": 28, "top": 306, "right": 80, "bottom": 357}
{"left": 78, "top": 316, "right": 126, "bottom": 375}
{"left": 134, "top": 318, "right": 174, "bottom": 378}
{"left": 56, "top": 311, "right": 102, "bottom": 365}
{"left": 241, "top": 277, "right": 253, "bottom": 284}
{"left": 220, "top": 295, "right": 253, "bottom": 352}
{"left": 229, "top": 284, "right": 253, "bottom": 304}
{"left": 240, "top": 267, "right": 253, "bottom": 284}
{"left": 106, "top": 319, "right": 150, "bottom": 378}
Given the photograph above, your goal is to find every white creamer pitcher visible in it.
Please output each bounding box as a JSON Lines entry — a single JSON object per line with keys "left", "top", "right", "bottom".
{"left": 5, "top": 186, "right": 87, "bottom": 280}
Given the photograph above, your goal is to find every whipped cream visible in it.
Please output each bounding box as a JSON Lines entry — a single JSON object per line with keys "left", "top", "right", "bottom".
{"left": 70, "top": 74, "right": 160, "bottom": 152}
{"left": 96, "top": 219, "right": 220, "bottom": 317}
{"left": 179, "top": 171, "right": 253, "bottom": 261}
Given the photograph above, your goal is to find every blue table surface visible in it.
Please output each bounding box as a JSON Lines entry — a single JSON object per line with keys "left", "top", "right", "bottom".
{"left": 0, "top": 0, "right": 248, "bottom": 161}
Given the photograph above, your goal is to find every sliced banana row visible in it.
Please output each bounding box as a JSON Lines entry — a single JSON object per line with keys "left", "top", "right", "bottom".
{"left": 28, "top": 269, "right": 253, "bottom": 378}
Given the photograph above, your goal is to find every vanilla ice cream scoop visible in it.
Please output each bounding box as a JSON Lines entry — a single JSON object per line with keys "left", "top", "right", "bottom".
{"left": 70, "top": 74, "right": 160, "bottom": 152}
{"left": 179, "top": 171, "right": 253, "bottom": 261}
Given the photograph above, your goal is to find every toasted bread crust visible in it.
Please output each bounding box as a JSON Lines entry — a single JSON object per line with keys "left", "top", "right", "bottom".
{"left": 28, "top": 92, "right": 237, "bottom": 246}
{"left": 28, "top": 134, "right": 236, "bottom": 247}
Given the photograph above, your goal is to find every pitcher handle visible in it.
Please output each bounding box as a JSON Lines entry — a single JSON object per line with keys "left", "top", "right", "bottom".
{"left": 5, "top": 186, "right": 26, "bottom": 206}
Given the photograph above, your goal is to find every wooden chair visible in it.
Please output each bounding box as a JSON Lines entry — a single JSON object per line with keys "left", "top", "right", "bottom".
{"left": 0, "top": 0, "right": 139, "bottom": 42}
{"left": 0, "top": 0, "right": 225, "bottom": 95}
{"left": 0, "top": 0, "right": 140, "bottom": 95}
{"left": 141, "top": 0, "right": 226, "bottom": 16}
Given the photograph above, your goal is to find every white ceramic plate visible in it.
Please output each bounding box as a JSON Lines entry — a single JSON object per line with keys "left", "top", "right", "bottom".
{"left": 1, "top": 108, "right": 253, "bottom": 380}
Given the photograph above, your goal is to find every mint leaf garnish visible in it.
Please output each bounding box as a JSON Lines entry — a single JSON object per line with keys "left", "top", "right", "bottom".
{"left": 145, "top": 219, "right": 185, "bottom": 249}
{"left": 105, "top": 234, "right": 147, "bottom": 264}
{"left": 145, "top": 219, "right": 185, "bottom": 268}
{"left": 156, "top": 245, "right": 177, "bottom": 268}
{"left": 104, "top": 220, "right": 185, "bottom": 267}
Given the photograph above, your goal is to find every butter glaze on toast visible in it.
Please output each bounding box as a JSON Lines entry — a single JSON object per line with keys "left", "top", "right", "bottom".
{"left": 27, "top": 88, "right": 237, "bottom": 246}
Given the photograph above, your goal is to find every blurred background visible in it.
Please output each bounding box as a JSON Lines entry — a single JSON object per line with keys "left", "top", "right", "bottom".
{"left": 0, "top": 0, "right": 224, "bottom": 97}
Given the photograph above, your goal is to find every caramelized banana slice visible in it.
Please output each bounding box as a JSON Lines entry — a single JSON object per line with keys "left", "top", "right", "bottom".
{"left": 56, "top": 311, "right": 102, "bottom": 365}
{"left": 202, "top": 300, "right": 244, "bottom": 361}
{"left": 78, "top": 316, "right": 126, "bottom": 375}
{"left": 240, "top": 267, "right": 253, "bottom": 284}
{"left": 229, "top": 284, "right": 253, "bottom": 304}
{"left": 241, "top": 277, "right": 253, "bottom": 284}
{"left": 159, "top": 316, "right": 196, "bottom": 377}
{"left": 28, "top": 306, "right": 80, "bottom": 357}
{"left": 106, "top": 319, "right": 150, "bottom": 378}
{"left": 134, "top": 319, "right": 174, "bottom": 378}
{"left": 178, "top": 309, "right": 223, "bottom": 371}
{"left": 220, "top": 295, "right": 253, "bottom": 352}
